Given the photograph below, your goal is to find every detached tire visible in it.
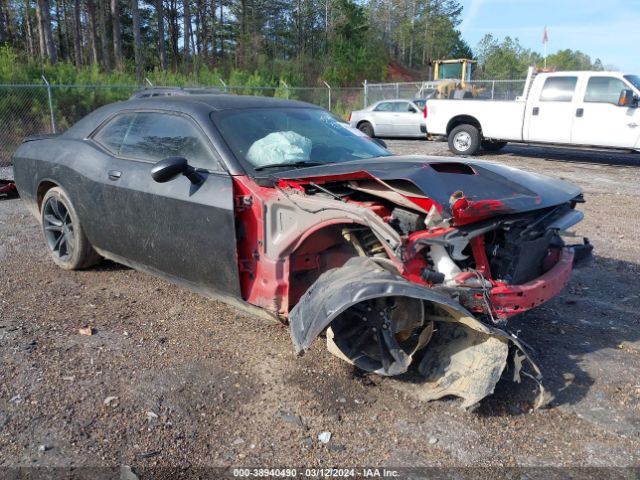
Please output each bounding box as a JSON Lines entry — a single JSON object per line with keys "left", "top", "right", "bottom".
{"left": 358, "top": 121, "right": 375, "bottom": 138}
{"left": 481, "top": 140, "right": 507, "bottom": 151}
{"left": 40, "top": 187, "right": 101, "bottom": 270}
{"left": 448, "top": 124, "right": 480, "bottom": 155}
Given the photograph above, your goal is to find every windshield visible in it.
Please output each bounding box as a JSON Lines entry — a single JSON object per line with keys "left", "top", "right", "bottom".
{"left": 211, "top": 108, "right": 391, "bottom": 172}
{"left": 624, "top": 75, "right": 640, "bottom": 91}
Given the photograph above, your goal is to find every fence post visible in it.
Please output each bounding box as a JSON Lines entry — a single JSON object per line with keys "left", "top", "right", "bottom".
{"left": 323, "top": 81, "right": 331, "bottom": 111}
{"left": 41, "top": 75, "right": 56, "bottom": 134}
{"left": 491, "top": 81, "right": 495, "bottom": 100}
{"left": 281, "top": 80, "right": 290, "bottom": 99}
{"left": 363, "top": 80, "right": 368, "bottom": 108}
{"left": 219, "top": 78, "right": 228, "bottom": 93}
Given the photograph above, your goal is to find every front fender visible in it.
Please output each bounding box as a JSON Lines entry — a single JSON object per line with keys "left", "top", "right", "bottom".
{"left": 289, "top": 256, "right": 486, "bottom": 353}
{"left": 288, "top": 256, "right": 545, "bottom": 409}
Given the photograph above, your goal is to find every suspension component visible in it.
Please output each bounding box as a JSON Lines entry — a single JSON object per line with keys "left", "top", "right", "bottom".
{"left": 342, "top": 227, "right": 386, "bottom": 257}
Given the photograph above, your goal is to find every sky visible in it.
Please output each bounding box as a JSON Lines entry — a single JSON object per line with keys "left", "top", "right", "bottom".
{"left": 457, "top": 0, "right": 640, "bottom": 73}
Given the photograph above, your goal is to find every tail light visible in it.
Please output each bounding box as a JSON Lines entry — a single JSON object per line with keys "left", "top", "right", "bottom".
{"left": 348, "top": 112, "right": 352, "bottom": 122}
{"left": 423, "top": 104, "right": 428, "bottom": 119}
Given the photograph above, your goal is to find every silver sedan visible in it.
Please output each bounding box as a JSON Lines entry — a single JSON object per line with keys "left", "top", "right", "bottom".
{"left": 349, "top": 99, "right": 427, "bottom": 138}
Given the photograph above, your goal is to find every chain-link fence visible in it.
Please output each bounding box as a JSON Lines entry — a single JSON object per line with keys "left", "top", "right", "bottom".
{"left": 0, "top": 83, "right": 138, "bottom": 174}
{"left": 364, "top": 79, "right": 527, "bottom": 105}
{"left": 0, "top": 82, "right": 365, "bottom": 174}
{"left": 219, "top": 85, "right": 363, "bottom": 118}
{"left": 1, "top": 85, "right": 54, "bottom": 176}
{"left": 0, "top": 78, "right": 524, "bottom": 176}
{"left": 466, "top": 80, "right": 528, "bottom": 100}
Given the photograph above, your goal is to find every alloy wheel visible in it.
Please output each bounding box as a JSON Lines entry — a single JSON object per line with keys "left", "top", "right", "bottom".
{"left": 42, "top": 197, "right": 75, "bottom": 261}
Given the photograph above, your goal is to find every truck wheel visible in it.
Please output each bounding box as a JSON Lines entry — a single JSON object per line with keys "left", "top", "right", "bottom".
{"left": 358, "top": 121, "right": 375, "bottom": 138}
{"left": 41, "top": 187, "right": 101, "bottom": 270}
{"left": 448, "top": 124, "right": 480, "bottom": 155}
{"left": 481, "top": 140, "right": 507, "bottom": 151}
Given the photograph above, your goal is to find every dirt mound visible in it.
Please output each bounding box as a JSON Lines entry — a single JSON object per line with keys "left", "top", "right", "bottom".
{"left": 387, "top": 59, "right": 423, "bottom": 82}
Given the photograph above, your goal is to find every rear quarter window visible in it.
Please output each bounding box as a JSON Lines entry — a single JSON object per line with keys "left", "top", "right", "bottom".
{"left": 93, "top": 111, "right": 222, "bottom": 171}
{"left": 93, "top": 113, "right": 135, "bottom": 154}
{"left": 374, "top": 102, "right": 394, "bottom": 112}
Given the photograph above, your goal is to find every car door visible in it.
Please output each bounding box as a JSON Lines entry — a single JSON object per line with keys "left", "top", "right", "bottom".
{"left": 571, "top": 75, "right": 640, "bottom": 148}
{"left": 525, "top": 76, "right": 578, "bottom": 144}
{"left": 370, "top": 102, "right": 395, "bottom": 136}
{"left": 90, "top": 110, "right": 241, "bottom": 297}
{"left": 391, "top": 101, "right": 422, "bottom": 137}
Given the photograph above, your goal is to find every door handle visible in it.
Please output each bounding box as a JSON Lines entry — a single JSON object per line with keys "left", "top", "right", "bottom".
{"left": 627, "top": 122, "right": 639, "bottom": 128}
{"left": 576, "top": 108, "right": 584, "bottom": 117}
{"left": 108, "top": 170, "right": 122, "bottom": 181}
{"left": 532, "top": 107, "right": 539, "bottom": 116}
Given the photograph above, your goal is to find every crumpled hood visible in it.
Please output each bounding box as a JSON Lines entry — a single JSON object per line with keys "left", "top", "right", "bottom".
{"left": 272, "top": 155, "right": 582, "bottom": 220}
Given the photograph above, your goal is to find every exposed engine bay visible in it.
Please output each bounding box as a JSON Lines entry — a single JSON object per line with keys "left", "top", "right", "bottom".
{"left": 233, "top": 157, "right": 590, "bottom": 408}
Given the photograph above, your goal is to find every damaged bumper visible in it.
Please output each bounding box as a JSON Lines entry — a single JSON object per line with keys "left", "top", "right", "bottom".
{"left": 289, "top": 257, "right": 543, "bottom": 409}
{"left": 450, "top": 247, "right": 575, "bottom": 319}
{"left": 490, "top": 247, "right": 574, "bottom": 317}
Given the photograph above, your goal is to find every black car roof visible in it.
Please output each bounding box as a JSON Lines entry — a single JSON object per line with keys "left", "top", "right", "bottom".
{"left": 63, "top": 94, "right": 320, "bottom": 139}
{"left": 123, "top": 94, "right": 316, "bottom": 111}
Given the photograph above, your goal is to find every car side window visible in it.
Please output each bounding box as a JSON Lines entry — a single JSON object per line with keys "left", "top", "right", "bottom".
{"left": 539, "top": 76, "right": 578, "bottom": 102}
{"left": 374, "top": 102, "right": 393, "bottom": 112}
{"left": 95, "top": 112, "right": 221, "bottom": 170}
{"left": 584, "top": 77, "right": 627, "bottom": 104}
{"left": 393, "top": 102, "right": 414, "bottom": 112}
{"left": 93, "top": 113, "right": 136, "bottom": 154}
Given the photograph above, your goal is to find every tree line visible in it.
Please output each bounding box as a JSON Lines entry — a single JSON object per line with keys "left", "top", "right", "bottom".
{"left": 475, "top": 34, "right": 605, "bottom": 79}
{"left": 0, "top": 0, "right": 607, "bottom": 86}
{"left": 0, "top": 0, "right": 474, "bottom": 84}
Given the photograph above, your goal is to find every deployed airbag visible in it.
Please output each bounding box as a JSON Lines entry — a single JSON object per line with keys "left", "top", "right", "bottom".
{"left": 247, "top": 131, "right": 312, "bottom": 167}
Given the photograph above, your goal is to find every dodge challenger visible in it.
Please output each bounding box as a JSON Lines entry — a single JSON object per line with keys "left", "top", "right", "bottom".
{"left": 12, "top": 95, "right": 589, "bottom": 407}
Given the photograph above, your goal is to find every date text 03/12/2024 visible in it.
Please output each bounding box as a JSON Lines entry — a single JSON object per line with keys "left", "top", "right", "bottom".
{"left": 232, "top": 468, "right": 400, "bottom": 477}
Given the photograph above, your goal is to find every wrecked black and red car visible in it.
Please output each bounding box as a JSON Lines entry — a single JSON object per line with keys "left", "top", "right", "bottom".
{"left": 12, "top": 95, "right": 589, "bottom": 407}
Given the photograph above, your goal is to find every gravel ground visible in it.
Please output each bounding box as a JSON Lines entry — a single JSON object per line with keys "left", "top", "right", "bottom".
{"left": 1, "top": 140, "right": 639, "bottom": 476}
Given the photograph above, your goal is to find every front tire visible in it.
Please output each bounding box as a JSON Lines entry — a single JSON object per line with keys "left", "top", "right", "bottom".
{"left": 481, "top": 140, "right": 507, "bottom": 151}
{"left": 448, "top": 124, "right": 480, "bottom": 155}
{"left": 358, "top": 121, "right": 375, "bottom": 138}
{"left": 41, "top": 187, "right": 101, "bottom": 270}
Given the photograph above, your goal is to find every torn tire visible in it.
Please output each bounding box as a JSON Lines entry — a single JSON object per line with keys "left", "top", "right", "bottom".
{"left": 289, "top": 256, "right": 544, "bottom": 409}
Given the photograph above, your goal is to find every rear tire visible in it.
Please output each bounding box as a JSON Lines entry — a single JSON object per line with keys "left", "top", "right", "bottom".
{"left": 481, "top": 140, "right": 507, "bottom": 151}
{"left": 41, "top": 187, "right": 101, "bottom": 270}
{"left": 448, "top": 124, "right": 480, "bottom": 155}
{"left": 358, "top": 121, "right": 375, "bottom": 138}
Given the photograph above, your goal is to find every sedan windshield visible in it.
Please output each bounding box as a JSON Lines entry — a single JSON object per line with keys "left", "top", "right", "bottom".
{"left": 211, "top": 108, "right": 391, "bottom": 172}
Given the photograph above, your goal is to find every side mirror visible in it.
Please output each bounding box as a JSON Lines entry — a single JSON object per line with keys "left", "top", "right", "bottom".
{"left": 408, "top": 107, "right": 417, "bottom": 113}
{"left": 151, "top": 157, "right": 202, "bottom": 185}
{"left": 618, "top": 89, "right": 636, "bottom": 107}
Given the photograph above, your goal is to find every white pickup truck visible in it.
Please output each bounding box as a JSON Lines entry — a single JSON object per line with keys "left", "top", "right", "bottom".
{"left": 425, "top": 69, "right": 640, "bottom": 155}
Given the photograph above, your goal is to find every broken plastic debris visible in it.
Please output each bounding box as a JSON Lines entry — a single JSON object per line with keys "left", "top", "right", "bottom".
{"left": 318, "top": 431, "right": 332, "bottom": 443}
{"left": 78, "top": 326, "right": 94, "bottom": 336}
{"left": 146, "top": 411, "right": 159, "bottom": 420}
{"left": 291, "top": 257, "right": 546, "bottom": 410}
